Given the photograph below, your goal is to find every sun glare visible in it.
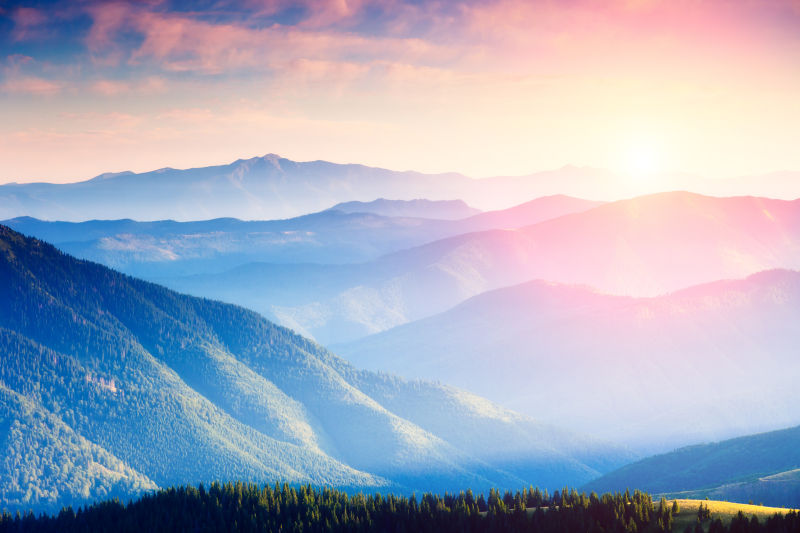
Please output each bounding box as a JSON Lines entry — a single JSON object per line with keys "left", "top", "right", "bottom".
{"left": 622, "top": 139, "right": 662, "bottom": 179}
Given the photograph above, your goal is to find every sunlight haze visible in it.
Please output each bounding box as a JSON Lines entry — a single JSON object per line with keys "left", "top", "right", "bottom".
{"left": 1, "top": 0, "right": 799, "bottom": 184}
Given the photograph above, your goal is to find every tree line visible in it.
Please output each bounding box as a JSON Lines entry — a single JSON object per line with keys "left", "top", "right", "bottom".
{"left": 2, "top": 482, "right": 799, "bottom": 533}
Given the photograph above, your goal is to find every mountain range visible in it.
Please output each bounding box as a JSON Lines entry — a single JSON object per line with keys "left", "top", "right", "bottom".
{"left": 159, "top": 192, "right": 800, "bottom": 345}
{"left": 4, "top": 154, "right": 800, "bottom": 514}
{"left": 2, "top": 195, "right": 600, "bottom": 278}
{"left": 10, "top": 192, "right": 799, "bottom": 350}
{"left": 3, "top": 154, "right": 800, "bottom": 221}
{"left": 0, "top": 224, "right": 630, "bottom": 512}
{"left": 0, "top": 155, "right": 583, "bottom": 221}
{"left": 8, "top": 191, "right": 799, "bottom": 452}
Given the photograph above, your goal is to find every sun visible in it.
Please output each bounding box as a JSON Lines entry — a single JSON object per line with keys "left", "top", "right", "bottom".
{"left": 623, "top": 140, "right": 662, "bottom": 178}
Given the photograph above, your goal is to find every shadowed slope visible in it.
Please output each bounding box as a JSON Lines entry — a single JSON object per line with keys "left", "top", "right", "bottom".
{"left": 584, "top": 425, "right": 800, "bottom": 507}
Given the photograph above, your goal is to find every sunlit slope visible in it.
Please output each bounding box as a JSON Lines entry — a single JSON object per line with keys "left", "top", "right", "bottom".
{"left": 336, "top": 270, "right": 800, "bottom": 449}
{"left": 0, "top": 225, "right": 623, "bottom": 512}
{"left": 0, "top": 383, "right": 157, "bottom": 510}
{"left": 269, "top": 192, "right": 800, "bottom": 343}
{"left": 513, "top": 192, "right": 800, "bottom": 295}
{"left": 456, "top": 195, "right": 605, "bottom": 231}
{"left": 584, "top": 426, "right": 800, "bottom": 507}
{"left": 668, "top": 500, "right": 797, "bottom": 532}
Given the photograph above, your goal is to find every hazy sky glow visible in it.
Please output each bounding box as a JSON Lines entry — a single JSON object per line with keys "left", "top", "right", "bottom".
{"left": 1, "top": 0, "right": 800, "bottom": 184}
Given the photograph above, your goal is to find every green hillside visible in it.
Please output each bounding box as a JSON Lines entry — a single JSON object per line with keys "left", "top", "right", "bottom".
{"left": 583, "top": 426, "right": 800, "bottom": 507}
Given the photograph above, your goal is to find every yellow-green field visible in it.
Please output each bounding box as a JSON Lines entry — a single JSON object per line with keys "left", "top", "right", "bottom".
{"left": 669, "top": 499, "right": 797, "bottom": 532}
{"left": 478, "top": 499, "right": 798, "bottom": 530}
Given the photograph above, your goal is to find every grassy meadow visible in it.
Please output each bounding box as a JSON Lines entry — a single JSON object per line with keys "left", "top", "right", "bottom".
{"left": 668, "top": 499, "right": 797, "bottom": 532}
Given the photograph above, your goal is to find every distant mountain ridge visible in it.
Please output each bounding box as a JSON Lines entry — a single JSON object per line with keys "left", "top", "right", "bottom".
{"left": 583, "top": 424, "right": 800, "bottom": 508}
{"left": 459, "top": 195, "right": 604, "bottom": 229}
{"left": 0, "top": 155, "right": 473, "bottom": 221}
{"left": 3, "top": 153, "right": 799, "bottom": 221}
{"left": 327, "top": 198, "right": 481, "bottom": 219}
{"left": 0, "top": 224, "right": 629, "bottom": 512}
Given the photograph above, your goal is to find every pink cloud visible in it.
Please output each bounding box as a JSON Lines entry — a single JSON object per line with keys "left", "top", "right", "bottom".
{"left": 2, "top": 54, "right": 67, "bottom": 96}
{"left": 6, "top": 54, "right": 34, "bottom": 67}
{"left": 155, "top": 107, "right": 216, "bottom": 123}
{"left": 295, "top": 0, "right": 371, "bottom": 28}
{"left": 1, "top": 76, "right": 63, "bottom": 95}
{"left": 84, "top": 2, "right": 455, "bottom": 75}
{"left": 138, "top": 76, "right": 167, "bottom": 94}
{"left": 11, "top": 7, "right": 49, "bottom": 41}
{"left": 86, "top": 2, "right": 136, "bottom": 66}
{"left": 89, "top": 76, "right": 167, "bottom": 96}
{"left": 91, "top": 79, "right": 129, "bottom": 95}
{"left": 240, "top": 0, "right": 374, "bottom": 27}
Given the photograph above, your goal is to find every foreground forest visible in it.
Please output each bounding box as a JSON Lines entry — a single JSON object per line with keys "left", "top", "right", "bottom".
{"left": 2, "top": 483, "right": 798, "bottom": 533}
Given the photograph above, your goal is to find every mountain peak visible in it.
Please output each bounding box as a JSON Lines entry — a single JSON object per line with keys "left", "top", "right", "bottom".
{"left": 89, "top": 170, "right": 135, "bottom": 182}
{"left": 228, "top": 153, "right": 286, "bottom": 174}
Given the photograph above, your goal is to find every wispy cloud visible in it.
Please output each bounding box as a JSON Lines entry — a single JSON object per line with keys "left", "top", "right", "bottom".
{"left": 1, "top": 54, "right": 63, "bottom": 95}
{"left": 10, "top": 6, "right": 49, "bottom": 41}
{"left": 1, "top": 75, "right": 62, "bottom": 95}
{"left": 83, "top": 1, "right": 454, "bottom": 75}
{"left": 89, "top": 76, "right": 167, "bottom": 95}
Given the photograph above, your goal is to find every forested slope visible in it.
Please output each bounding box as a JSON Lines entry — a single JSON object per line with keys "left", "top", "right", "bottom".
{"left": 0, "top": 225, "right": 626, "bottom": 512}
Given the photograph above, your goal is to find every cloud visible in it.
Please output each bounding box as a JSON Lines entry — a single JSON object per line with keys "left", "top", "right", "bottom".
{"left": 1, "top": 76, "right": 63, "bottom": 95}
{"left": 91, "top": 79, "right": 129, "bottom": 95}
{"left": 231, "top": 0, "right": 381, "bottom": 28}
{"left": 85, "top": 2, "right": 137, "bottom": 66}
{"left": 89, "top": 76, "right": 166, "bottom": 95}
{"left": 75, "top": 0, "right": 800, "bottom": 82}
{"left": 83, "top": 1, "right": 455, "bottom": 75}
{"left": 1, "top": 54, "right": 63, "bottom": 95}
{"left": 6, "top": 54, "right": 34, "bottom": 67}
{"left": 10, "top": 6, "right": 49, "bottom": 41}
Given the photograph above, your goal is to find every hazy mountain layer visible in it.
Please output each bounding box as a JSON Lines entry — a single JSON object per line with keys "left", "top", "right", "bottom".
{"left": 2, "top": 195, "right": 599, "bottom": 278}
{"left": 0, "top": 225, "right": 627, "bottom": 512}
{"left": 584, "top": 425, "right": 800, "bottom": 508}
{"left": 335, "top": 270, "right": 800, "bottom": 451}
{"left": 170, "top": 192, "right": 800, "bottom": 344}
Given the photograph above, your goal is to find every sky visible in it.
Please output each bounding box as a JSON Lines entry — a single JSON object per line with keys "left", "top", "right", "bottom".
{"left": 1, "top": 0, "right": 799, "bottom": 184}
